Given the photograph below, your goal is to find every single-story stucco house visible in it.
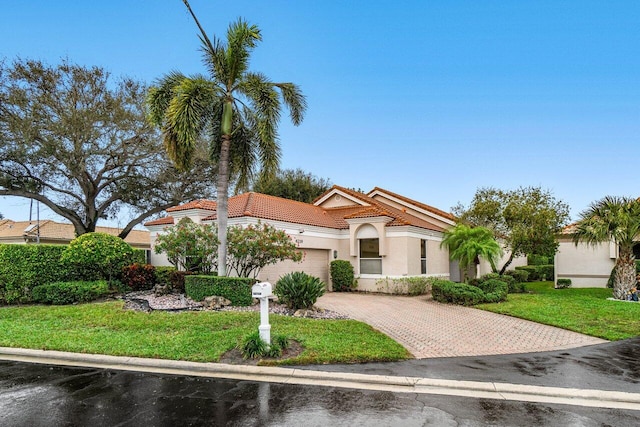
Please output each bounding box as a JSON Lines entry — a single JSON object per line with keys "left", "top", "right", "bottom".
{"left": 554, "top": 224, "right": 640, "bottom": 288}
{"left": 146, "top": 186, "right": 525, "bottom": 292}
{"left": 0, "top": 219, "right": 150, "bottom": 250}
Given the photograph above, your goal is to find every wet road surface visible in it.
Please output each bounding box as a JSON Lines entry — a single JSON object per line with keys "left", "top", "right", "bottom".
{"left": 303, "top": 337, "right": 640, "bottom": 394}
{"left": 1, "top": 360, "right": 639, "bottom": 426}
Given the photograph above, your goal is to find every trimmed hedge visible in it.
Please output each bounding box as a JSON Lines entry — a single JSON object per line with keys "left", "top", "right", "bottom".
{"left": 432, "top": 279, "right": 485, "bottom": 306}
{"left": 185, "top": 275, "right": 254, "bottom": 306}
{"left": 0, "top": 244, "right": 70, "bottom": 304}
{"left": 330, "top": 260, "right": 356, "bottom": 292}
{"left": 556, "top": 278, "right": 572, "bottom": 289}
{"left": 515, "top": 264, "right": 554, "bottom": 282}
{"left": 32, "top": 280, "right": 110, "bottom": 305}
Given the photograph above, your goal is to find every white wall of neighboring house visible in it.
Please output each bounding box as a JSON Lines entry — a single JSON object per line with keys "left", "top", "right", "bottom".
{"left": 554, "top": 238, "right": 615, "bottom": 288}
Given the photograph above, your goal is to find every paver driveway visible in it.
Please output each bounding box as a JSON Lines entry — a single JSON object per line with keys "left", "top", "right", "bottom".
{"left": 315, "top": 293, "right": 607, "bottom": 359}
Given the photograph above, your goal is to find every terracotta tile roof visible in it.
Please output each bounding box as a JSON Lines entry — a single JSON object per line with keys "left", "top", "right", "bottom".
{"left": 368, "top": 187, "right": 455, "bottom": 220}
{"left": 145, "top": 217, "right": 175, "bottom": 226}
{"left": 155, "top": 186, "right": 449, "bottom": 233}
{"left": 166, "top": 199, "right": 217, "bottom": 212}
{"left": 202, "top": 193, "right": 344, "bottom": 229}
{"left": 0, "top": 219, "right": 150, "bottom": 247}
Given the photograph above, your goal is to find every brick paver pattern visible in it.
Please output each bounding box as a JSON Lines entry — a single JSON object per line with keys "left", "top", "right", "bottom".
{"left": 316, "top": 293, "right": 607, "bottom": 359}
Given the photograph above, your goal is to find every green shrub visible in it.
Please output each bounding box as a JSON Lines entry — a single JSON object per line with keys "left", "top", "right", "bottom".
{"left": 504, "top": 269, "right": 529, "bottom": 283}
{"left": 471, "top": 273, "right": 524, "bottom": 294}
{"left": 432, "top": 279, "right": 485, "bottom": 306}
{"left": 475, "top": 279, "right": 508, "bottom": 303}
{"left": 185, "top": 275, "right": 254, "bottom": 306}
{"left": 537, "top": 264, "right": 554, "bottom": 281}
{"left": 515, "top": 265, "right": 554, "bottom": 282}
{"left": 121, "top": 263, "right": 156, "bottom": 291}
{"left": 274, "top": 272, "right": 326, "bottom": 310}
{"left": 330, "top": 260, "right": 356, "bottom": 292}
{"left": 32, "top": 280, "right": 110, "bottom": 305}
{"left": 154, "top": 266, "right": 191, "bottom": 293}
{"left": 131, "top": 249, "right": 147, "bottom": 265}
{"left": 154, "top": 266, "right": 176, "bottom": 286}
{"left": 556, "top": 278, "right": 572, "bottom": 289}
{"left": 0, "top": 244, "right": 71, "bottom": 304}
{"left": 61, "top": 233, "right": 136, "bottom": 281}
{"left": 527, "top": 254, "right": 550, "bottom": 265}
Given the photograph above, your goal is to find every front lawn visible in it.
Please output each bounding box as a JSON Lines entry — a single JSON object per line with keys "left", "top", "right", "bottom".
{"left": 0, "top": 301, "right": 410, "bottom": 365}
{"left": 476, "top": 282, "right": 640, "bottom": 341}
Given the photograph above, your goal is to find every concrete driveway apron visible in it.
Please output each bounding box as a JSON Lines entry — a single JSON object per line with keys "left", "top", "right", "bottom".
{"left": 315, "top": 293, "right": 606, "bottom": 359}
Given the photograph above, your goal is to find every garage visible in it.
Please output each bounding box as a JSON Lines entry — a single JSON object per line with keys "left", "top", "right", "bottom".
{"left": 258, "top": 248, "right": 331, "bottom": 288}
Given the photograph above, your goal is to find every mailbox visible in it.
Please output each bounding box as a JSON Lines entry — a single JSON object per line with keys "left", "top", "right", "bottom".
{"left": 252, "top": 282, "right": 272, "bottom": 298}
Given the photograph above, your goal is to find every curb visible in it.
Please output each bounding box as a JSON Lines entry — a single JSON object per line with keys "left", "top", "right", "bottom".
{"left": 1, "top": 347, "right": 639, "bottom": 410}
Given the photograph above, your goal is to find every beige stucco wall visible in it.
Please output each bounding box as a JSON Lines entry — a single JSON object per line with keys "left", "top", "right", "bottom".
{"left": 427, "top": 239, "right": 450, "bottom": 275}
{"left": 555, "top": 238, "right": 614, "bottom": 288}
{"left": 147, "top": 229, "right": 172, "bottom": 267}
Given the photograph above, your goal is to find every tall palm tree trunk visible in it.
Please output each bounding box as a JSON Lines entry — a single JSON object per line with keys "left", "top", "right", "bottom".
{"left": 216, "top": 134, "right": 231, "bottom": 276}
{"left": 613, "top": 246, "right": 636, "bottom": 300}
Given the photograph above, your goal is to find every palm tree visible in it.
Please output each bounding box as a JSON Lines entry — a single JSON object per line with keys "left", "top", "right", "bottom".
{"left": 440, "top": 224, "right": 503, "bottom": 281}
{"left": 572, "top": 196, "right": 640, "bottom": 300}
{"left": 147, "top": 3, "right": 306, "bottom": 276}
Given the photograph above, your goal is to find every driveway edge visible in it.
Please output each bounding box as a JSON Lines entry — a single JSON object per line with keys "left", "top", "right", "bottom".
{"left": 1, "top": 347, "right": 638, "bottom": 410}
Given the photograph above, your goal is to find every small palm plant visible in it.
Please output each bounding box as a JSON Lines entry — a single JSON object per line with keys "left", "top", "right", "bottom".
{"left": 440, "top": 224, "right": 503, "bottom": 280}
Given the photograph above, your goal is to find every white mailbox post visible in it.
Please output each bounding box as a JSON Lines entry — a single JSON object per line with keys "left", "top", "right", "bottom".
{"left": 251, "top": 282, "right": 273, "bottom": 345}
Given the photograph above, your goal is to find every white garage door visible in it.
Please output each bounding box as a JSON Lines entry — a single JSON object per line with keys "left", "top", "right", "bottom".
{"left": 258, "top": 249, "right": 330, "bottom": 286}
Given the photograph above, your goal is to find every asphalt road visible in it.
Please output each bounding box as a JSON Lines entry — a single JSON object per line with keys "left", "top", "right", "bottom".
{"left": 303, "top": 337, "right": 640, "bottom": 394}
{"left": 1, "top": 360, "right": 639, "bottom": 426}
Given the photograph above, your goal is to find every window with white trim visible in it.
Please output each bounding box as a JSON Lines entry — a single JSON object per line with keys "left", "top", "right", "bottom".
{"left": 420, "top": 239, "right": 427, "bottom": 274}
{"left": 359, "top": 238, "right": 382, "bottom": 274}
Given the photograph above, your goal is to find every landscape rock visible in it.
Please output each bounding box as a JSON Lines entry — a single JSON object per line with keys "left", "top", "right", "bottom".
{"left": 203, "top": 296, "right": 232, "bottom": 310}
{"left": 153, "top": 284, "right": 170, "bottom": 297}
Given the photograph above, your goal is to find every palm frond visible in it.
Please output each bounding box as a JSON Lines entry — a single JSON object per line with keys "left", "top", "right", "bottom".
{"left": 274, "top": 82, "right": 307, "bottom": 125}
{"left": 163, "top": 77, "right": 218, "bottom": 170}
{"left": 226, "top": 18, "right": 261, "bottom": 84}
{"left": 146, "top": 71, "right": 187, "bottom": 126}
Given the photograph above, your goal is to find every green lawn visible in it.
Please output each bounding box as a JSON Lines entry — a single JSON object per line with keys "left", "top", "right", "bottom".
{"left": 477, "top": 282, "right": 640, "bottom": 341}
{"left": 0, "top": 301, "right": 410, "bottom": 365}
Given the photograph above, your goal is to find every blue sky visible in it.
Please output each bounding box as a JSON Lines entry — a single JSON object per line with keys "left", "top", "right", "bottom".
{"left": 1, "top": 0, "right": 638, "bottom": 225}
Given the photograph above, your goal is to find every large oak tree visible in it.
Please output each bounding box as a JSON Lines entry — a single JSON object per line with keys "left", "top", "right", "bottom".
{"left": 0, "top": 58, "right": 215, "bottom": 238}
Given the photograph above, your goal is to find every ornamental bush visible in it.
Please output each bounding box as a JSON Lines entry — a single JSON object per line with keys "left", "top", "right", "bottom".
{"left": 121, "top": 263, "right": 156, "bottom": 291}
{"left": 32, "top": 280, "right": 110, "bottom": 305}
{"left": 330, "top": 260, "right": 356, "bottom": 292}
{"left": 515, "top": 265, "right": 554, "bottom": 282}
{"left": 226, "top": 222, "right": 302, "bottom": 278}
{"left": 185, "top": 275, "right": 254, "bottom": 306}
{"left": 556, "top": 278, "right": 572, "bottom": 289}
{"left": 61, "top": 233, "right": 135, "bottom": 281}
{"left": 154, "top": 218, "right": 218, "bottom": 274}
{"left": 431, "top": 279, "right": 485, "bottom": 306}
{"left": 274, "top": 271, "right": 326, "bottom": 310}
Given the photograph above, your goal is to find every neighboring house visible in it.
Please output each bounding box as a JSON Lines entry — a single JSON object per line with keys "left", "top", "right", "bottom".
{"left": 0, "top": 219, "right": 151, "bottom": 250}
{"left": 146, "top": 186, "right": 459, "bottom": 292}
{"left": 554, "top": 224, "right": 640, "bottom": 288}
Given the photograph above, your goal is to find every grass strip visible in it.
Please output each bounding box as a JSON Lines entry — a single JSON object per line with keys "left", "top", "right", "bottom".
{"left": 0, "top": 301, "right": 410, "bottom": 365}
{"left": 477, "top": 282, "right": 640, "bottom": 341}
